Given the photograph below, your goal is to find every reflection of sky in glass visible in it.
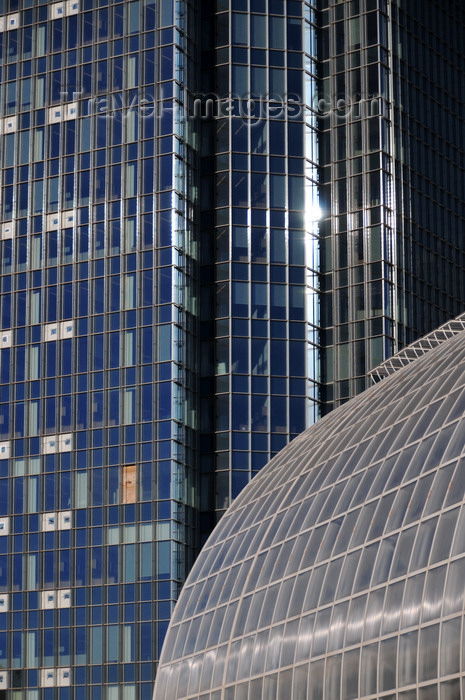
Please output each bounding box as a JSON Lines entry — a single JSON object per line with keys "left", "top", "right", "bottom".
{"left": 155, "top": 330, "right": 465, "bottom": 700}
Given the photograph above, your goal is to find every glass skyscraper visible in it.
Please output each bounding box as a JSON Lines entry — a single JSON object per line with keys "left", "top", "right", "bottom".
{"left": 319, "top": 0, "right": 465, "bottom": 410}
{"left": 0, "top": 1, "right": 463, "bottom": 698}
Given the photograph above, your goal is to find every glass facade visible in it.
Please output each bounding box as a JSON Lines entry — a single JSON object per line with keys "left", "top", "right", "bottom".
{"left": 0, "top": 1, "right": 202, "bottom": 698}
{"left": 154, "top": 320, "right": 465, "bottom": 700}
{"left": 198, "top": 1, "right": 320, "bottom": 520}
{"left": 318, "top": 0, "right": 465, "bottom": 410}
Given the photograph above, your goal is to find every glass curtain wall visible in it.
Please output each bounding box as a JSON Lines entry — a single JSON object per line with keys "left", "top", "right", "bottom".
{"left": 199, "top": 0, "right": 321, "bottom": 524}
{"left": 318, "top": 0, "right": 465, "bottom": 411}
{"left": 0, "top": 1, "right": 200, "bottom": 698}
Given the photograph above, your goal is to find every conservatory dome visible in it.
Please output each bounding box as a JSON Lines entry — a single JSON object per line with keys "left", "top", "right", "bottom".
{"left": 154, "top": 316, "right": 465, "bottom": 700}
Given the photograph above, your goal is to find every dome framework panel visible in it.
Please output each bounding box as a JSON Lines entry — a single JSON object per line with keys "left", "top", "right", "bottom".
{"left": 154, "top": 330, "right": 465, "bottom": 700}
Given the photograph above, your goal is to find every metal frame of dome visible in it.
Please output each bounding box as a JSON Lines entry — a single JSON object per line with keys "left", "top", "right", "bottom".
{"left": 154, "top": 317, "right": 465, "bottom": 700}
{"left": 369, "top": 312, "right": 465, "bottom": 382}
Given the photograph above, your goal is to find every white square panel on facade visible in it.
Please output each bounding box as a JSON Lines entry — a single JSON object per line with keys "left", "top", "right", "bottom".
{"left": 44, "top": 323, "right": 59, "bottom": 342}
{"left": 58, "top": 589, "right": 71, "bottom": 607}
{"left": 0, "top": 671, "right": 7, "bottom": 689}
{"left": 0, "top": 13, "right": 19, "bottom": 31}
{"left": 42, "top": 513, "right": 56, "bottom": 531}
{"left": 0, "top": 595, "right": 9, "bottom": 612}
{"left": 58, "top": 511, "right": 72, "bottom": 530}
{"left": 2, "top": 116, "right": 17, "bottom": 133}
{"left": 67, "top": 0, "right": 79, "bottom": 14}
{"left": 41, "top": 591, "right": 56, "bottom": 609}
{"left": 59, "top": 434, "right": 73, "bottom": 452}
{"left": 7, "top": 13, "right": 19, "bottom": 29}
{"left": 0, "top": 518, "right": 9, "bottom": 535}
{"left": 57, "top": 669, "right": 71, "bottom": 686}
{"left": 46, "top": 213, "right": 60, "bottom": 230}
{"left": 65, "top": 103, "right": 78, "bottom": 120}
{"left": 50, "top": 2, "right": 65, "bottom": 19}
{"left": 60, "top": 321, "right": 74, "bottom": 339}
{"left": 61, "top": 210, "right": 74, "bottom": 228}
{"left": 4, "top": 117, "right": 16, "bottom": 132}
{"left": 42, "top": 436, "right": 57, "bottom": 454}
{"left": 0, "top": 331, "right": 11, "bottom": 348}
{"left": 0, "top": 442, "right": 10, "bottom": 460}
{"left": 48, "top": 106, "right": 63, "bottom": 124}
{"left": 1, "top": 222, "right": 14, "bottom": 239}
{"left": 41, "top": 669, "right": 56, "bottom": 687}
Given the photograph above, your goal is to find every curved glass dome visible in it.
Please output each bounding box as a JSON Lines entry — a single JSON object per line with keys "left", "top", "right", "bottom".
{"left": 154, "top": 329, "right": 465, "bottom": 700}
